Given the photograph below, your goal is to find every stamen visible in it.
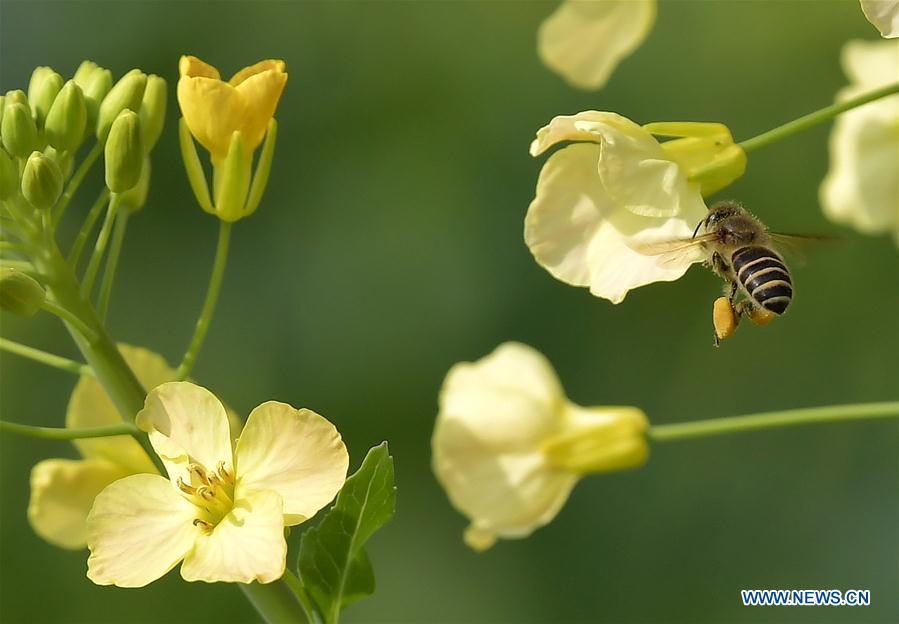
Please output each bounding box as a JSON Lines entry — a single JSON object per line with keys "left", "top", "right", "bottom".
{"left": 177, "top": 477, "right": 196, "bottom": 495}
{"left": 193, "top": 518, "right": 213, "bottom": 533}
{"left": 217, "top": 461, "right": 234, "bottom": 485}
{"left": 189, "top": 464, "right": 210, "bottom": 486}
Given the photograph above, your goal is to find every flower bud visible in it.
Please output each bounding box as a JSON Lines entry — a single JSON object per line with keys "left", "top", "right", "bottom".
{"left": 1, "top": 102, "right": 39, "bottom": 157}
{"left": 139, "top": 75, "right": 167, "bottom": 153}
{"left": 4, "top": 89, "right": 29, "bottom": 108}
{"left": 43, "top": 145, "right": 74, "bottom": 180}
{"left": 0, "top": 148, "right": 18, "bottom": 200}
{"left": 21, "top": 150, "right": 63, "bottom": 209}
{"left": 27, "top": 67, "right": 64, "bottom": 129}
{"left": 44, "top": 81, "right": 87, "bottom": 151}
{"left": 0, "top": 268, "right": 46, "bottom": 316}
{"left": 104, "top": 111, "right": 143, "bottom": 192}
{"left": 96, "top": 69, "right": 147, "bottom": 141}
{"left": 117, "top": 158, "right": 150, "bottom": 212}
{"left": 76, "top": 65, "right": 113, "bottom": 137}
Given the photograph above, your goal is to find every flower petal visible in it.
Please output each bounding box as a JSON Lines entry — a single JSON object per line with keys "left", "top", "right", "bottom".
{"left": 841, "top": 38, "right": 899, "bottom": 89}
{"left": 525, "top": 143, "right": 701, "bottom": 303}
{"left": 530, "top": 110, "right": 633, "bottom": 156}
{"left": 235, "top": 402, "right": 348, "bottom": 525}
{"left": 86, "top": 474, "right": 198, "bottom": 587}
{"left": 592, "top": 117, "right": 706, "bottom": 218}
{"left": 437, "top": 342, "right": 565, "bottom": 451}
{"left": 433, "top": 420, "right": 578, "bottom": 544}
{"left": 538, "top": 0, "right": 656, "bottom": 90}
{"left": 179, "top": 55, "right": 221, "bottom": 80}
{"left": 177, "top": 75, "right": 246, "bottom": 162}
{"left": 68, "top": 344, "right": 169, "bottom": 474}
{"left": 181, "top": 489, "right": 286, "bottom": 583}
{"left": 28, "top": 458, "right": 130, "bottom": 550}
{"left": 233, "top": 68, "right": 287, "bottom": 154}
{"left": 229, "top": 59, "right": 286, "bottom": 87}
{"left": 860, "top": 0, "right": 899, "bottom": 38}
{"left": 820, "top": 107, "right": 899, "bottom": 237}
{"left": 136, "top": 381, "right": 234, "bottom": 486}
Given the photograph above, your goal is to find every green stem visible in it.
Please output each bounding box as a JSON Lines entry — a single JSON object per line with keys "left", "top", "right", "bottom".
{"left": 52, "top": 142, "right": 102, "bottom": 227}
{"left": 176, "top": 220, "right": 232, "bottom": 380}
{"left": 25, "top": 228, "right": 165, "bottom": 474}
{"left": 68, "top": 189, "right": 110, "bottom": 266}
{"left": 0, "top": 259, "right": 35, "bottom": 272}
{"left": 738, "top": 81, "right": 899, "bottom": 153}
{"left": 283, "top": 570, "right": 320, "bottom": 624}
{"left": 41, "top": 300, "right": 98, "bottom": 343}
{"left": 81, "top": 195, "right": 119, "bottom": 298}
{"left": 97, "top": 209, "right": 129, "bottom": 322}
{"left": 0, "top": 337, "right": 92, "bottom": 376}
{"left": 239, "top": 580, "right": 307, "bottom": 624}
{"left": 648, "top": 402, "right": 899, "bottom": 443}
{"left": 0, "top": 420, "right": 136, "bottom": 440}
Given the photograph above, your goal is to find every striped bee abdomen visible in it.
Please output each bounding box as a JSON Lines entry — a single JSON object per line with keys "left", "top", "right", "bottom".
{"left": 731, "top": 246, "right": 793, "bottom": 315}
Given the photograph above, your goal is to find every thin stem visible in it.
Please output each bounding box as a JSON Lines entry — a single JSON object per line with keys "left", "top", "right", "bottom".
{"left": 0, "top": 259, "right": 35, "bottom": 272}
{"left": 0, "top": 420, "right": 136, "bottom": 440}
{"left": 81, "top": 195, "right": 119, "bottom": 298}
{"left": 68, "top": 189, "right": 110, "bottom": 265}
{"left": 283, "top": 570, "right": 320, "bottom": 624}
{"left": 52, "top": 142, "right": 102, "bottom": 227}
{"left": 0, "top": 337, "right": 92, "bottom": 376}
{"left": 97, "top": 209, "right": 129, "bottom": 322}
{"left": 176, "top": 220, "right": 232, "bottom": 379}
{"left": 239, "top": 580, "right": 307, "bottom": 624}
{"left": 0, "top": 241, "right": 25, "bottom": 253}
{"left": 41, "top": 300, "right": 98, "bottom": 343}
{"left": 648, "top": 402, "right": 899, "bottom": 443}
{"left": 738, "top": 81, "right": 899, "bottom": 153}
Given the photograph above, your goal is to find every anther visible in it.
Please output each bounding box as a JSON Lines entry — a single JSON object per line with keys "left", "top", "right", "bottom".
{"left": 193, "top": 519, "right": 213, "bottom": 532}
{"left": 177, "top": 477, "right": 196, "bottom": 495}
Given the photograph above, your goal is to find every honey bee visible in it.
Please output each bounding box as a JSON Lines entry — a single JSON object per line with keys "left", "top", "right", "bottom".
{"left": 642, "top": 200, "right": 820, "bottom": 345}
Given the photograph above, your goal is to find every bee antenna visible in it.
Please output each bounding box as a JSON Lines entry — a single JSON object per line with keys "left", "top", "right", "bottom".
{"left": 692, "top": 219, "right": 704, "bottom": 239}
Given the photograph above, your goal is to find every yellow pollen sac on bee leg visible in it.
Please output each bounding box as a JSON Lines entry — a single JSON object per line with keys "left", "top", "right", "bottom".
{"left": 713, "top": 297, "right": 738, "bottom": 343}
{"left": 748, "top": 306, "right": 776, "bottom": 326}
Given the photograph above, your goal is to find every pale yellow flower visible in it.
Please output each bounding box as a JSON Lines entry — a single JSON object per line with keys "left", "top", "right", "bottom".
{"left": 820, "top": 39, "right": 899, "bottom": 244}
{"left": 177, "top": 56, "right": 286, "bottom": 163}
{"left": 860, "top": 0, "right": 899, "bottom": 37}
{"left": 28, "top": 346, "right": 241, "bottom": 550}
{"left": 86, "top": 381, "right": 348, "bottom": 587}
{"left": 526, "top": 111, "right": 745, "bottom": 303}
{"left": 28, "top": 346, "right": 167, "bottom": 549}
{"left": 538, "top": 0, "right": 656, "bottom": 90}
{"left": 432, "top": 343, "right": 648, "bottom": 551}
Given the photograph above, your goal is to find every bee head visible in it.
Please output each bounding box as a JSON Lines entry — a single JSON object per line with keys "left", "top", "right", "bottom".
{"left": 695, "top": 200, "right": 745, "bottom": 237}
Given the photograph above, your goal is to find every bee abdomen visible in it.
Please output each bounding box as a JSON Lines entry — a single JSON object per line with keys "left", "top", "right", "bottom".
{"left": 732, "top": 246, "right": 792, "bottom": 315}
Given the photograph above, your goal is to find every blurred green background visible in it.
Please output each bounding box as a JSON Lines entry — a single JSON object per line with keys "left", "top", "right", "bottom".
{"left": 1, "top": 1, "right": 897, "bottom": 623}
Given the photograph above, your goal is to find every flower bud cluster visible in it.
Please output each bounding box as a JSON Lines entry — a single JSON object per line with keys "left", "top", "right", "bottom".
{"left": 0, "top": 61, "right": 166, "bottom": 211}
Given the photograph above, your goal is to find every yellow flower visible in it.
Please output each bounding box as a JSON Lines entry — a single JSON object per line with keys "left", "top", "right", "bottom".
{"left": 526, "top": 111, "right": 745, "bottom": 303}
{"left": 28, "top": 346, "right": 167, "bottom": 549}
{"left": 538, "top": 0, "right": 656, "bottom": 91}
{"left": 86, "top": 381, "right": 349, "bottom": 587}
{"left": 177, "top": 55, "right": 286, "bottom": 163}
{"left": 432, "top": 343, "right": 648, "bottom": 551}
{"left": 860, "top": 0, "right": 899, "bottom": 37}
{"left": 28, "top": 346, "right": 242, "bottom": 550}
{"left": 820, "top": 39, "right": 899, "bottom": 244}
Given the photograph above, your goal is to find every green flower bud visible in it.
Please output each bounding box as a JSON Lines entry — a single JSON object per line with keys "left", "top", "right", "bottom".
{"left": 104, "top": 111, "right": 143, "bottom": 192}
{"left": 43, "top": 145, "right": 74, "bottom": 180}
{"left": 139, "top": 75, "right": 167, "bottom": 153}
{"left": 0, "top": 148, "right": 18, "bottom": 200}
{"left": 44, "top": 81, "right": 87, "bottom": 151}
{"left": 0, "top": 268, "right": 46, "bottom": 316}
{"left": 21, "top": 150, "right": 63, "bottom": 209}
{"left": 73, "top": 60, "right": 99, "bottom": 86}
{"left": 4, "top": 90, "right": 28, "bottom": 108}
{"left": 1, "top": 102, "right": 39, "bottom": 157}
{"left": 27, "top": 67, "right": 64, "bottom": 129}
{"left": 0, "top": 96, "right": 5, "bottom": 131}
{"left": 96, "top": 69, "right": 147, "bottom": 141}
{"left": 117, "top": 157, "right": 151, "bottom": 212}
{"left": 76, "top": 66, "right": 113, "bottom": 137}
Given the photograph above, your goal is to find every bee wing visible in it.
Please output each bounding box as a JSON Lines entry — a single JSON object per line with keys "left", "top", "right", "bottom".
{"left": 632, "top": 233, "right": 715, "bottom": 267}
{"left": 768, "top": 232, "right": 840, "bottom": 267}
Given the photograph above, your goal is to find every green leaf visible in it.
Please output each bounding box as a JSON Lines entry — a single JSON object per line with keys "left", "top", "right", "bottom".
{"left": 297, "top": 442, "right": 396, "bottom": 624}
